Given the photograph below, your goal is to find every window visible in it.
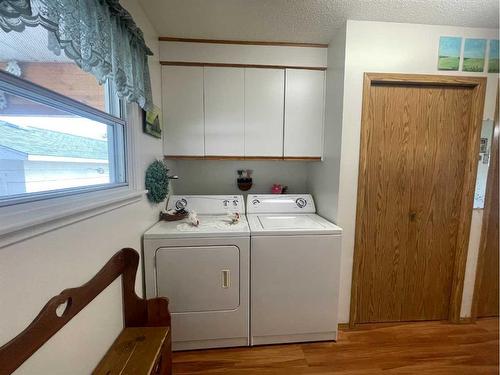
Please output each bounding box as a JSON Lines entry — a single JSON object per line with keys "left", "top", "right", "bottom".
{"left": 0, "top": 21, "right": 128, "bottom": 206}
{"left": 0, "top": 71, "right": 127, "bottom": 206}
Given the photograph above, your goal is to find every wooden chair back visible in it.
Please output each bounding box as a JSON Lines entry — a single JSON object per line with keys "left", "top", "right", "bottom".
{"left": 0, "top": 248, "right": 170, "bottom": 374}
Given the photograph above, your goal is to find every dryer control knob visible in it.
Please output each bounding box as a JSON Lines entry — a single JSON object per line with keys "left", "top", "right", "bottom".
{"left": 296, "top": 198, "right": 307, "bottom": 208}
{"left": 252, "top": 199, "right": 260, "bottom": 205}
{"left": 175, "top": 198, "right": 187, "bottom": 210}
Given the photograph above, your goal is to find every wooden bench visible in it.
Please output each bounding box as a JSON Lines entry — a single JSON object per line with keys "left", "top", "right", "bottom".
{"left": 0, "top": 248, "right": 172, "bottom": 375}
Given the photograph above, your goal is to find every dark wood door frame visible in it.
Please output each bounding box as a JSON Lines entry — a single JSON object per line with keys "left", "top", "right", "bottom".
{"left": 471, "top": 86, "right": 499, "bottom": 320}
{"left": 350, "top": 73, "right": 487, "bottom": 327}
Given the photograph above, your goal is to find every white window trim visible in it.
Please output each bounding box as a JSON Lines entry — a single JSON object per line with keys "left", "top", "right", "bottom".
{"left": 0, "top": 75, "right": 148, "bottom": 249}
{"left": 0, "top": 188, "right": 146, "bottom": 248}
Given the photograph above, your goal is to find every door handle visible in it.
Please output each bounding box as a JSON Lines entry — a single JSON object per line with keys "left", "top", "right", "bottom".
{"left": 221, "top": 270, "right": 230, "bottom": 288}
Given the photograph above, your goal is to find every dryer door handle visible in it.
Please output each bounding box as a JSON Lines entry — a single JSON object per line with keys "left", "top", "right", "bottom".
{"left": 221, "top": 270, "right": 230, "bottom": 288}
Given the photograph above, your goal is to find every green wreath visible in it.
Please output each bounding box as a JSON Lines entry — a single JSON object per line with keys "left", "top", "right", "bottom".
{"left": 145, "top": 160, "right": 170, "bottom": 203}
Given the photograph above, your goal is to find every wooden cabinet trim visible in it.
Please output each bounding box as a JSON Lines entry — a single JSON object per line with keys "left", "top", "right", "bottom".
{"left": 160, "top": 61, "right": 326, "bottom": 71}
{"left": 164, "top": 155, "right": 321, "bottom": 161}
{"left": 159, "top": 36, "right": 328, "bottom": 48}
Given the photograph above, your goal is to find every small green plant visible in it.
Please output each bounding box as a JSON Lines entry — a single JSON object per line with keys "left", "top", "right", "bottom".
{"left": 145, "top": 160, "right": 170, "bottom": 203}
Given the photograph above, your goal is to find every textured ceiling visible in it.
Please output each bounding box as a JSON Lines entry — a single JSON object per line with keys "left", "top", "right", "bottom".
{"left": 139, "top": 0, "right": 499, "bottom": 43}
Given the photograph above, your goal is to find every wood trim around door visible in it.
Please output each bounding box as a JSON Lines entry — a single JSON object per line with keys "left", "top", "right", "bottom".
{"left": 471, "top": 85, "right": 499, "bottom": 320}
{"left": 350, "top": 73, "right": 487, "bottom": 327}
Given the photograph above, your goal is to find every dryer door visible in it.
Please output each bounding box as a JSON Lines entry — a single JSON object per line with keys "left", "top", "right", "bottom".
{"left": 156, "top": 245, "right": 240, "bottom": 313}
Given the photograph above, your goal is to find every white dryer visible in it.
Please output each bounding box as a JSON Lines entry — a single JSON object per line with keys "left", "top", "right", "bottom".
{"left": 144, "top": 195, "right": 249, "bottom": 350}
{"left": 247, "top": 194, "right": 342, "bottom": 346}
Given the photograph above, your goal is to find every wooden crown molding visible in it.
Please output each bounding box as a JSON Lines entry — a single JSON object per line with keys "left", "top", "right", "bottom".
{"left": 159, "top": 36, "right": 328, "bottom": 48}
{"left": 160, "top": 61, "right": 326, "bottom": 71}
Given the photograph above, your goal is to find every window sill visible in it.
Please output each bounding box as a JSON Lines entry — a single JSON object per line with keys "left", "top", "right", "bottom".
{"left": 0, "top": 188, "right": 147, "bottom": 249}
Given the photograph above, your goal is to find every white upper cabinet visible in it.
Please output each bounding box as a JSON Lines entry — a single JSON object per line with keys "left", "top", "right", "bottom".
{"left": 204, "top": 67, "right": 245, "bottom": 156}
{"left": 161, "top": 65, "right": 325, "bottom": 160}
{"left": 162, "top": 66, "right": 205, "bottom": 156}
{"left": 284, "top": 69, "right": 325, "bottom": 158}
{"left": 244, "top": 68, "right": 284, "bottom": 157}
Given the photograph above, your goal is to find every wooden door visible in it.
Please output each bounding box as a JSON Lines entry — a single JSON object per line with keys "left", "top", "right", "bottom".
{"left": 284, "top": 69, "right": 325, "bottom": 158}
{"left": 351, "top": 73, "right": 486, "bottom": 325}
{"left": 473, "top": 92, "right": 499, "bottom": 319}
{"left": 244, "top": 68, "right": 284, "bottom": 157}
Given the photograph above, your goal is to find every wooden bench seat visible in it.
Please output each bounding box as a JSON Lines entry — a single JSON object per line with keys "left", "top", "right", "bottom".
{"left": 0, "top": 248, "right": 172, "bottom": 375}
{"left": 94, "top": 327, "right": 171, "bottom": 375}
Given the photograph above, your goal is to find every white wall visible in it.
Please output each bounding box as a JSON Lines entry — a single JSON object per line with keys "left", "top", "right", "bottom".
{"left": 170, "top": 160, "right": 310, "bottom": 195}
{"left": 329, "top": 20, "right": 499, "bottom": 323}
{"left": 159, "top": 41, "right": 327, "bottom": 67}
{"left": 309, "top": 26, "right": 346, "bottom": 221}
{"left": 461, "top": 209, "right": 484, "bottom": 317}
{"left": 0, "top": 1, "right": 166, "bottom": 374}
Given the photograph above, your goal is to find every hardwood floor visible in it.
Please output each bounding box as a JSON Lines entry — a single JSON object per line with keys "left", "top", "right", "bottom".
{"left": 173, "top": 319, "right": 499, "bottom": 374}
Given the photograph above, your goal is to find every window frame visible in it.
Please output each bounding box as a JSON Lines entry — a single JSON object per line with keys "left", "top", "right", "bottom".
{"left": 0, "top": 72, "right": 147, "bottom": 249}
{"left": 0, "top": 70, "right": 129, "bottom": 207}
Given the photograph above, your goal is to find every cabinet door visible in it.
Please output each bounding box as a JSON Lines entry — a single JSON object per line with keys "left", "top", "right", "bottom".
{"left": 204, "top": 67, "right": 245, "bottom": 156}
{"left": 162, "top": 66, "right": 204, "bottom": 156}
{"left": 244, "top": 68, "right": 284, "bottom": 157}
{"left": 284, "top": 69, "right": 325, "bottom": 158}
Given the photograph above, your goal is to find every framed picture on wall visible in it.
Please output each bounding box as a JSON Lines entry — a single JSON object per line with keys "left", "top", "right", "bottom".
{"left": 438, "top": 36, "right": 462, "bottom": 71}
{"left": 463, "top": 38, "right": 486, "bottom": 72}
{"left": 143, "top": 105, "right": 162, "bottom": 139}
{"left": 488, "top": 40, "right": 499, "bottom": 73}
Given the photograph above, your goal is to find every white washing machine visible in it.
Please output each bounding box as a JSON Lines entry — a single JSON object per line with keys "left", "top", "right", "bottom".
{"left": 247, "top": 194, "right": 342, "bottom": 346}
{"left": 144, "top": 195, "right": 249, "bottom": 350}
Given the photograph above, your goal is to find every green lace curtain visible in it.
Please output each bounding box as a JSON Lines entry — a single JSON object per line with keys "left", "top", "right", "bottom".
{"left": 0, "top": 0, "right": 153, "bottom": 110}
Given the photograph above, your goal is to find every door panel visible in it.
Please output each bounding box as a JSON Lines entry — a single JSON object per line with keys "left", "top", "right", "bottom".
{"left": 284, "top": 69, "right": 325, "bottom": 158}
{"left": 244, "top": 68, "right": 284, "bottom": 157}
{"left": 402, "top": 86, "right": 472, "bottom": 321}
{"left": 162, "top": 66, "right": 204, "bottom": 156}
{"left": 353, "top": 74, "right": 485, "bottom": 324}
{"left": 156, "top": 246, "right": 240, "bottom": 313}
{"left": 251, "top": 235, "right": 341, "bottom": 337}
{"left": 204, "top": 67, "right": 245, "bottom": 156}
{"left": 357, "top": 85, "right": 414, "bottom": 323}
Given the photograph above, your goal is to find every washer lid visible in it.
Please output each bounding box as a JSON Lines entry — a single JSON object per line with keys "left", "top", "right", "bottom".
{"left": 259, "top": 215, "right": 324, "bottom": 230}
{"left": 248, "top": 214, "right": 342, "bottom": 236}
{"left": 144, "top": 215, "right": 250, "bottom": 239}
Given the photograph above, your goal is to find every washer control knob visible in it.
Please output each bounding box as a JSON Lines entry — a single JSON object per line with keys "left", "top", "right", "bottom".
{"left": 223, "top": 199, "right": 229, "bottom": 207}
{"left": 233, "top": 200, "right": 238, "bottom": 206}
{"left": 296, "top": 198, "right": 307, "bottom": 208}
{"left": 175, "top": 198, "right": 187, "bottom": 210}
{"left": 252, "top": 199, "right": 260, "bottom": 205}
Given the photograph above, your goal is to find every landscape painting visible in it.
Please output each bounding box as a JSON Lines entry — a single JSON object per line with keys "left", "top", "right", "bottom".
{"left": 488, "top": 39, "right": 499, "bottom": 73}
{"left": 463, "top": 38, "right": 486, "bottom": 72}
{"left": 143, "top": 105, "right": 162, "bottom": 138}
{"left": 438, "top": 36, "right": 461, "bottom": 70}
